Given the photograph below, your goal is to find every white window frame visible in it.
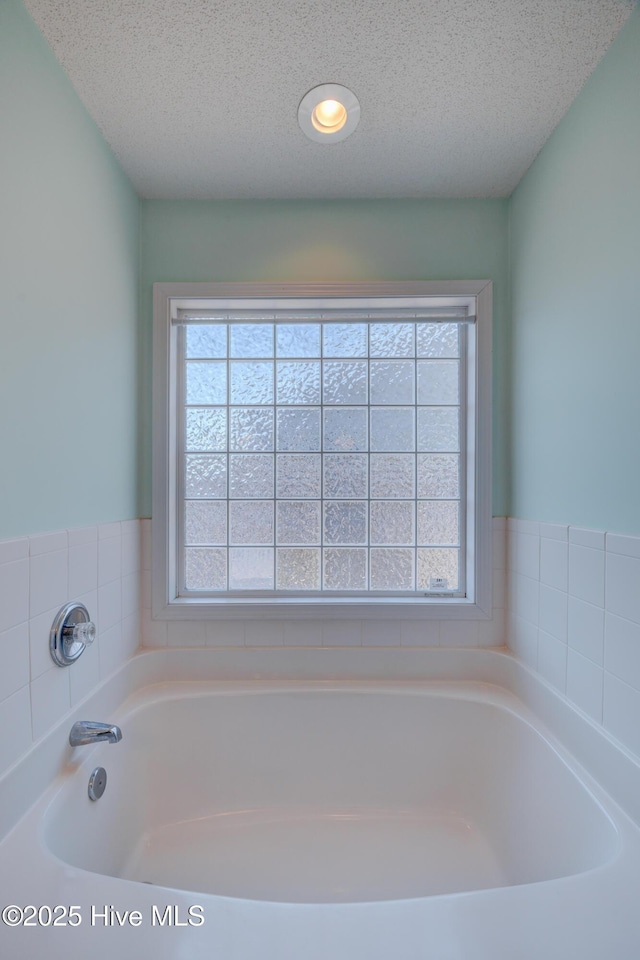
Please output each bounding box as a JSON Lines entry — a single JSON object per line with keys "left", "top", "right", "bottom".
{"left": 152, "top": 281, "right": 492, "bottom": 621}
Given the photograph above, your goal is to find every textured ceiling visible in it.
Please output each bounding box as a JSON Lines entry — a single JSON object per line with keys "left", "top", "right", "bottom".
{"left": 24, "top": 0, "right": 634, "bottom": 199}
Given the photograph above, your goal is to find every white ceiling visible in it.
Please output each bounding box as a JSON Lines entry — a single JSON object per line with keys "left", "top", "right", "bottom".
{"left": 24, "top": 0, "right": 634, "bottom": 200}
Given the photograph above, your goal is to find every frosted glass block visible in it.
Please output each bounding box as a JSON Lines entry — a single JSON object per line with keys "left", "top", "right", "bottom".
{"left": 323, "top": 323, "right": 367, "bottom": 358}
{"left": 369, "top": 361, "right": 414, "bottom": 404}
{"left": 370, "top": 501, "right": 414, "bottom": 545}
{"left": 277, "top": 408, "right": 320, "bottom": 451}
{"left": 230, "top": 408, "right": 274, "bottom": 451}
{"left": 323, "top": 548, "right": 367, "bottom": 590}
{"left": 417, "top": 360, "right": 459, "bottom": 404}
{"left": 370, "top": 454, "right": 415, "bottom": 499}
{"left": 185, "top": 454, "right": 227, "bottom": 498}
{"left": 229, "top": 454, "right": 274, "bottom": 498}
{"left": 186, "top": 408, "right": 226, "bottom": 451}
{"left": 323, "top": 454, "right": 368, "bottom": 498}
{"left": 229, "top": 500, "right": 274, "bottom": 544}
{"left": 230, "top": 324, "right": 273, "bottom": 358}
{"left": 417, "top": 322, "right": 459, "bottom": 358}
{"left": 185, "top": 501, "right": 227, "bottom": 545}
{"left": 186, "top": 325, "right": 227, "bottom": 358}
{"left": 229, "top": 548, "right": 274, "bottom": 589}
{"left": 186, "top": 361, "right": 226, "bottom": 404}
{"left": 418, "top": 501, "right": 460, "bottom": 545}
{"left": 276, "top": 324, "right": 320, "bottom": 358}
{"left": 184, "top": 547, "right": 227, "bottom": 591}
{"left": 277, "top": 549, "right": 320, "bottom": 590}
{"left": 370, "top": 407, "right": 414, "bottom": 452}
{"left": 323, "top": 361, "right": 367, "bottom": 404}
{"left": 276, "top": 454, "right": 321, "bottom": 498}
{"left": 369, "top": 322, "right": 414, "bottom": 357}
{"left": 276, "top": 362, "right": 321, "bottom": 405}
{"left": 323, "top": 408, "right": 367, "bottom": 451}
{"left": 324, "top": 501, "right": 367, "bottom": 545}
{"left": 230, "top": 361, "right": 274, "bottom": 404}
{"left": 276, "top": 501, "right": 321, "bottom": 544}
{"left": 370, "top": 549, "right": 414, "bottom": 590}
{"left": 417, "top": 548, "right": 460, "bottom": 591}
{"left": 417, "top": 454, "right": 459, "bottom": 498}
{"left": 417, "top": 407, "right": 459, "bottom": 452}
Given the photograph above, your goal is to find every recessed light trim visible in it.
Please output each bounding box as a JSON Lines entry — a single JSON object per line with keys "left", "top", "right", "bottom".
{"left": 298, "top": 84, "right": 360, "bottom": 144}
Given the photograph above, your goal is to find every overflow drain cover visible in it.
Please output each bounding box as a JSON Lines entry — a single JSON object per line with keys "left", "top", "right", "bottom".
{"left": 88, "top": 766, "right": 107, "bottom": 801}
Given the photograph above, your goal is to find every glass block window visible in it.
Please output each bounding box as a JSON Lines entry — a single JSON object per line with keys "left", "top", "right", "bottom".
{"left": 177, "top": 311, "right": 471, "bottom": 597}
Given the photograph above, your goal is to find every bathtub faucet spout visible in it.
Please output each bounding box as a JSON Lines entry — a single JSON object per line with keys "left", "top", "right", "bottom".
{"left": 69, "top": 721, "right": 122, "bottom": 746}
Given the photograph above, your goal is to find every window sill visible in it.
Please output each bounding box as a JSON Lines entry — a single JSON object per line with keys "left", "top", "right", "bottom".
{"left": 152, "top": 595, "right": 493, "bottom": 621}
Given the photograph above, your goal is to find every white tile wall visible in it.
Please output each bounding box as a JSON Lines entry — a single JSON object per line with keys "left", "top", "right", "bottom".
{"left": 568, "top": 597, "right": 604, "bottom": 665}
{"left": 359, "top": 620, "right": 402, "bottom": 647}
{"left": 603, "top": 674, "right": 640, "bottom": 759}
{"left": 537, "top": 629, "right": 567, "bottom": 691}
{"left": 606, "top": 552, "right": 640, "bottom": 624}
{"left": 568, "top": 542, "right": 605, "bottom": 607}
{"left": 282, "top": 621, "right": 323, "bottom": 647}
{"left": 140, "top": 517, "right": 507, "bottom": 651}
{"left": 566, "top": 648, "right": 603, "bottom": 724}
{"left": 540, "top": 535, "right": 568, "bottom": 591}
{"left": 605, "top": 613, "right": 640, "bottom": 689}
{"left": 167, "top": 620, "right": 206, "bottom": 647}
{"left": 30, "top": 545, "right": 68, "bottom": 618}
{"left": 0, "top": 687, "right": 32, "bottom": 776}
{"left": 0, "top": 521, "right": 142, "bottom": 780}
{"left": 68, "top": 538, "right": 98, "bottom": 598}
{"left": 0, "top": 557, "right": 29, "bottom": 634}
{"left": 507, "top": 518, "right": 640, "bottom": 759}
{"left": 539, "top": 584, "right": 567, "bottom": 642}
{"left": 0, "top": 623, "right": 29, "bottom": 703}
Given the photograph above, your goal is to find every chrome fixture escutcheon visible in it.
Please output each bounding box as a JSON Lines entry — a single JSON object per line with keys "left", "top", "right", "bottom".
{"left": 88, "top": 767, "right": 107, "bottom": 801}
{"left": 50, "top": 602, "right": 96, "bottom": 667}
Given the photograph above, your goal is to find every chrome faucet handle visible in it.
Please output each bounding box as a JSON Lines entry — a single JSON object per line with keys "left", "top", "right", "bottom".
{"left": 69, "top": 721, "right": 123, "bottom": 746}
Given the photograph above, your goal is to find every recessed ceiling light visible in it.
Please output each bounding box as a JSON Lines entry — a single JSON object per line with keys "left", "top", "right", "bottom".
{"left": 298, "top": 84, "right": 360, "bottom": 144}
{"left": 312, "top": 99, "right": 347, "bottom": 133}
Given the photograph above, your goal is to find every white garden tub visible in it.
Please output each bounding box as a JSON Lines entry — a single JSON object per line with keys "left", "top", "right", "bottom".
{"left": 2, "top": 648, "right": 640, "bottom": 960}
{"left": 43, "top": 684, "right": 616, "bottom": 903}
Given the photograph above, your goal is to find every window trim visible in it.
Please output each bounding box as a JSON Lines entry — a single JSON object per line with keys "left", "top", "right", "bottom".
{"left": 152, "top": 281, "right": 493, "bottom": 621}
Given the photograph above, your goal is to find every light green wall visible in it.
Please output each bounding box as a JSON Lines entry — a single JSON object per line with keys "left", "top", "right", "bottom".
{"left": 509, "top": 4, "right": 640, "bottom": 534}
{"left": 140, "top": 198, "right": 509, "bottom": 517}
{"left": 0, "top": 0, "right": 140, "bottom": 539}
{"left": 17, "top": 0, "right": 634, "bottom": 538}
